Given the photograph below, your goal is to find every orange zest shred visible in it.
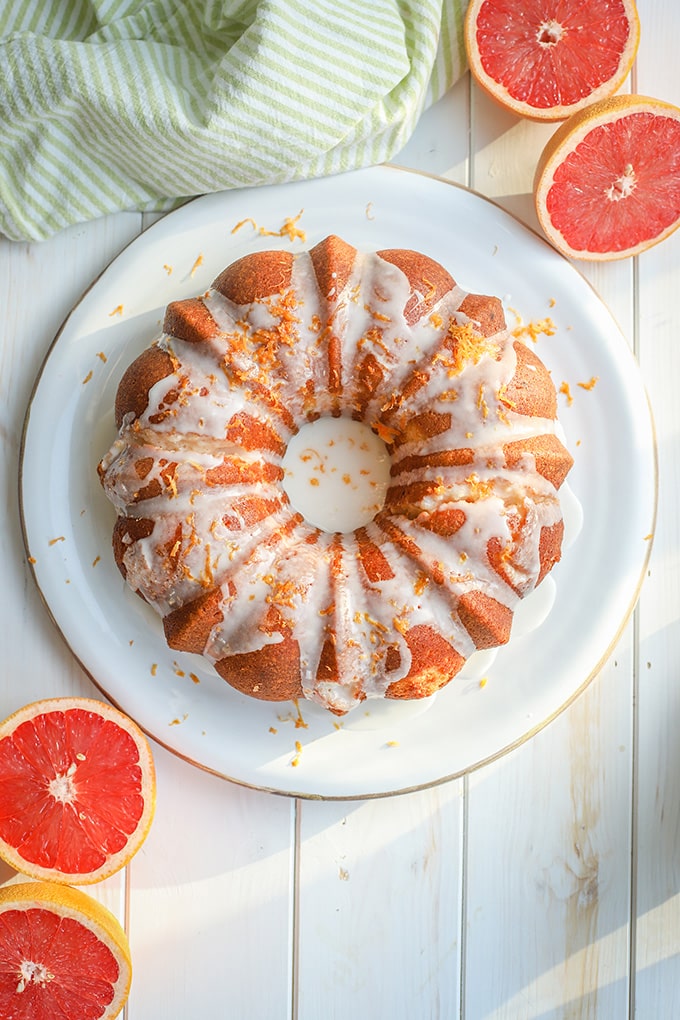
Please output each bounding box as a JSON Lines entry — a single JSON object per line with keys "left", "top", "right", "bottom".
{"left": 513, "top": 316, "right": 554, "bottom": 344}
{"left": 477, "top": 383, "right": 489, "bottom": 419}
{"left": 82, "top": 370, "right": 93, "bottom": 384}
{"left": 559, "top": 381, "right": 574, "bottom": 406}
{"left": 422, "top": 277, "right": 436, "bottom": 302}
{"left": 358, "top": 326, "right": 391, "bottom": 354}
{"left": 507, "top": 306, "right": 522, "bottom": 327}
{"left": 265, "top": 577, "right": 301, "bottom": 610}
{"left": 231, "top": 217, "right": 258, "bottom": 233}
{"left": 464, "top": 473, "right": 494, "bottom": 500}
{"left": 291, "top": 739, "right": 303, "bottom": 767}
{"left": 497, "top": 382, "right": 516, "bottom": 410}
{"left": 109, "top": 304, "right": 123, "bottom": 317}
{"left": 277, "top": 210, "right": 306, "bottom": 242}
{"left": 293, "top": 700, "right": 308, "bottom": 729}
{"left": 443, "top": 321, "right": 500, "bottom": 375}
{"left": 373, "top": 420, "right": 399, "bottom": 444}
{"left": 201, "top": 544, "right": 214, "bottom": 587}
{"left": 354, "top": 611, "right": 388, "bottom": 633}
{"left": 511, "top": 313, "right": 556, "bottom": 343}
{"left": 577, "top": 376, "right": 599, "bottom": 391}
{"left": 231, "top": 210, "right": 306, "bottom": 243}
{"left": 190, "top": 253, "right": 204, "bottom": 278}
{"left": 437, "top": 389, "right": 459, "bottom": 403}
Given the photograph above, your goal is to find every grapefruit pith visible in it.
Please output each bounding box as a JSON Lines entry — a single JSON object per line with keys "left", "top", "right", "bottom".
{"left": 534, "top": 94, "right": 680, "bottom": 261}
{"left": 465, "top": 0, "right": 640, "bottom": 122}
{"left": 0, "top": 698, "right": 156, "bottom": 884}
{"left": 0, "top": 881, "right": 131, "bottom": 1019}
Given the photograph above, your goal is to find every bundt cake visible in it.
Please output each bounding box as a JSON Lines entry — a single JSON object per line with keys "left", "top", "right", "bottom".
{"left": 98, "top": 235, "right": 573, "bottom": 716}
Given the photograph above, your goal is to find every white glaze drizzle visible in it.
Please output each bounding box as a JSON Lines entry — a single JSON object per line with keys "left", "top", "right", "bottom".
{"left": 99, "top": 242, "right": 572, "bottom": 715}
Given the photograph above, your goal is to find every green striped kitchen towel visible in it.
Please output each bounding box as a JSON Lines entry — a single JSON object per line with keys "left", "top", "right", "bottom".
{"left": 0, "top": 0, "right": 468, "bottom": 242}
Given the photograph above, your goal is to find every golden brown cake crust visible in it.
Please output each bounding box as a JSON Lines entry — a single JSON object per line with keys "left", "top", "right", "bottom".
{"left": 214, "top": 635, "right": 304, "bottom": 703}
{"left": 385, "top": 626, "right": 466, "bottom": 701}
{"left": 164, "top": 588, "right": 225, "bottom": 655}
{"left": 377, "top": 248, "right": 455, "bottom": 325}
{"left": 213, "top": 248, "right": 294, "bottom": 304}
{"left": 163, "top": 298, "right": 219, "bottom": 344}
{"left": 114, "top": 345, "right": 174, "bottom": 430}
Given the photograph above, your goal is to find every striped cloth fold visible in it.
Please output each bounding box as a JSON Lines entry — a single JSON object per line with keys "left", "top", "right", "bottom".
{"left": 0, "top": 0, "right": 468, "bottom": 242}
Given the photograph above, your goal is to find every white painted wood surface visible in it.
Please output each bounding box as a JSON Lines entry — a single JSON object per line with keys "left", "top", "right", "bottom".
{"left": 1, "top": 2, "right": 678, "bottom": 1016}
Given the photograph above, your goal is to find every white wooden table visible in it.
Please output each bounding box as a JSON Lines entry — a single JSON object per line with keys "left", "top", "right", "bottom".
{"left": 2, "top": 3, "right": 678, "bottom": 1016}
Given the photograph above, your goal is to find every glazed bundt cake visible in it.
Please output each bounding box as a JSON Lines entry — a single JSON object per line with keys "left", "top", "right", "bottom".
{"left": 98, "top": 235, "right": 573, "bottom": 716}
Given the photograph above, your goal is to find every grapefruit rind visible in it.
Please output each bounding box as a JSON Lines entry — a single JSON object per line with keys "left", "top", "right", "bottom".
{"left": 464, "top": 0, "right": 640, "bottom": 122}
{"left": 534, "top": 94, "right": 680, "bottom": 261}
{"left": 0, "top": 880, "right": 132, "bottom": 1020}
{"left": 0, "top": 697, "right": 156, "bottom": 885}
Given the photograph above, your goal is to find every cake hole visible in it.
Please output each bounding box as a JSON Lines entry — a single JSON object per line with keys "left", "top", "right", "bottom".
{"left": 282, "top": 417, "right": 390, "bottom": 533}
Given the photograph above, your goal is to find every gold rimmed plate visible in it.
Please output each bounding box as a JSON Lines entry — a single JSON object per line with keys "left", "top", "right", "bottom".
{"left": 19, "top": 165, "right": 656, "bottom": 798}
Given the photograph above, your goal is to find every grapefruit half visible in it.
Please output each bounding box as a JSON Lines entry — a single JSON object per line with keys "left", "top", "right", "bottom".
{"left": 534, "top": 94, "right": 680, "bottom": 260}
{"left": 0, "top": 698, "right": 156, "bottom": 884}
{"left": 465, "top": 0, "right": 640, "bottom": 121}
{"left": 0, "top": 881, "right": 131, "bottom": 1019}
